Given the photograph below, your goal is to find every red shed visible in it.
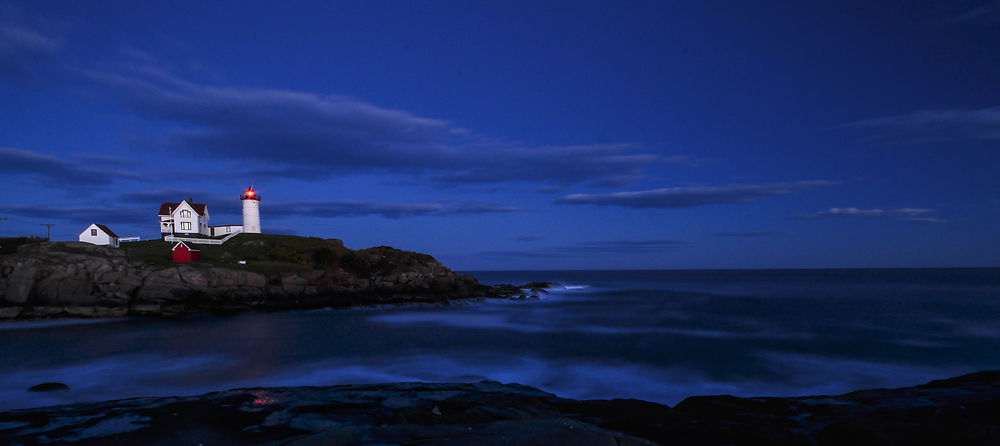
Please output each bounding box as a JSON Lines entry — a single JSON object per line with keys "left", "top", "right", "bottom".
{"left": 172, "top": 241, "right": 201, "bottom": 263}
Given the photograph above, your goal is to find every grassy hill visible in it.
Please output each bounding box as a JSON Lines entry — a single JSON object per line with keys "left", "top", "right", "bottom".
{"left": 123, "top": 234, "right": 437, "bottom": 275}
{"left": 0, "top": 237, "right": 46, "bottom": 256}
{"left": 121, "top": 233, "right": 343, "bottom": 267}
{"left": 2, "top": 233, "right": 441, "bottom": 276}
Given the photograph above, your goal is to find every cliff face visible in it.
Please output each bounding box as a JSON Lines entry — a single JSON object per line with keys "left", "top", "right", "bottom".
{"left": 0, "top": 241, "right": 487, "bottom": 320}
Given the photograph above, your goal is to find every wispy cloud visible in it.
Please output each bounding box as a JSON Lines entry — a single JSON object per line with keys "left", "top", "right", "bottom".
{"left": 713, "top": 231, "right": 790, "bottom": 238}
{"left": 0, "top": 10, "right": 62, "bottom": 84}
{"left": 78, "top": 65, "right": 669, "bottom": 187}
{"left": 277, "top": 200, "right": 518, "bottom": 219}
{"left": 945, "top": 1, "right": 1000, "bottom": 24}
{"left": 118, "top": 191, "right": 516, "bottom": 221}
{"left": 483, "top": 239, "right": 692, "bottom": 258}
{"left": 0, "top": 147, "right": 138, "bottom": 187}
{"left": 556, "top": 181, "right": 833, "bottom": 209}
{"left": 795, "top": 207, "right": 943, "bottom": 223}
{"left": 565, "top": 239, "right": 693, "bottom": 253}
{"left": 0, "top": 204, "right": 149, "bottom": 225}
{"left": 118, "top": 188, "right": 221, "bottom": 203}
{"left": 71, "top": 153, "right": 140, "bottom": 168}
{"left": 117, "top": 188, "right": 242, "bottom": 215}
{"left": 842, "top": 108, "right": 1000, "bottom": 143}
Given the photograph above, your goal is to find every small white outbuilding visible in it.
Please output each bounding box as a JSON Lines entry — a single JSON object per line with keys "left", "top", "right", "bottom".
{"left": 79, "top": 223, "right": 120, "bottom": 248}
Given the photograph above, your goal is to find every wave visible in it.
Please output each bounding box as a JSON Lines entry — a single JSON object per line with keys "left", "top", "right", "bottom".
{"left": 0, "top": 318, "right": 124, "bottom": 331}
{"left": 0, "top": 353, "right": 233, "bottom": 411}
{"left": 226, "top": 354, "right": 722, "bottom": 405}
{"left": 369, "top": 312, "right": 551, "bottom": 333}
{"left": 217, "top": 352, "right": 965, "bottom": 406}
{"left": 367, "top": 308, "right": 814, "bottom": 341}
{"left": 753, "top": 351, "right": 970, "bottom": 397}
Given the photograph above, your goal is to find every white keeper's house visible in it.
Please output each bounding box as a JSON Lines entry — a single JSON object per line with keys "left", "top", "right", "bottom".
{"left": 79, "top": 223, "right": 120, "bottom": 247}
{"left": 159, "top": 199, "right": 213, "bottom": 236}
{"left": 158, "top": 187, "right": 261, "bottom": 238}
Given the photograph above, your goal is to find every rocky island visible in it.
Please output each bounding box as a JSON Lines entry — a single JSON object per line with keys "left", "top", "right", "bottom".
{"left": 0, "top": 235, "right": 516, "bottom": 320}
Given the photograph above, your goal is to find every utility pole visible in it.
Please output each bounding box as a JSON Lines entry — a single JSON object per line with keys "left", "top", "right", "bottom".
{"left": 40, "top": 223, "right": 55, "bottom": 241}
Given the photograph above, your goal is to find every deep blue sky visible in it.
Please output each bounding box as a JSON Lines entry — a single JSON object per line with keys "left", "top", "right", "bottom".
{"left": 2, "top": 1, "right": 999, "bottom": 269}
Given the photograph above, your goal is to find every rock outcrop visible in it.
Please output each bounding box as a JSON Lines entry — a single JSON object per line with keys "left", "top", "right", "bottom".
{"left": 1, "top": 372, "right": 998, "bottom": 445}
{"left": 0, "top": 241, "right": 497, "bottom": 320}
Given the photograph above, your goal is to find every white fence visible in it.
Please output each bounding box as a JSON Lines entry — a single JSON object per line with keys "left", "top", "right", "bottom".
{"left": 164, "top": 230, "right": 242, "bottom": 245}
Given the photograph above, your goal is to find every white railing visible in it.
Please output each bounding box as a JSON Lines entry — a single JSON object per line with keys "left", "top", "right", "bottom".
{"left": 165, "top": 235, "right": 223, "bottom": 245}
{"left": 219, "top": 230, "right": 242, "bottom": 243}
{"left": 120, "top": 236, "right": 141, "bottom": 242}
{"left": 164, "top": 230, "right": 242, "bottom": 245}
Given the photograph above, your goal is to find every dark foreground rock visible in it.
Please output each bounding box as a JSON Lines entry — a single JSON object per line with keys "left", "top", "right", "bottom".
{"left": 2, "top": 371, "right": 998, "bottom": 445}
{"left": 0, "top": 381, "right": 655, "bottom": 446}
{"left": 0, "top": 241, "right": 517, "bottom": 320}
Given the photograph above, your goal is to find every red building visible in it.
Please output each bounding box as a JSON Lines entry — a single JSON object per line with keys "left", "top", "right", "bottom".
{"left": 172, "top": 241, "right": 201, "bottom": 263}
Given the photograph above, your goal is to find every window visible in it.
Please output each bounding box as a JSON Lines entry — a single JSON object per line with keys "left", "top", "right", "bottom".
{"left": 180, "top": 210, "right": 191, "bottom": 218}
{"left": 91, "top": 229, "right": 97, "bottom": 236}
{"left": 181, "top": 222, "right": 192, "bottom": 231}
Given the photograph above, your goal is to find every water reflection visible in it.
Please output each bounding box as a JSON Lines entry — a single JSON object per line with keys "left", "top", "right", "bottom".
{"left": 0, "top": 269, "right": 997, "bottom": 410}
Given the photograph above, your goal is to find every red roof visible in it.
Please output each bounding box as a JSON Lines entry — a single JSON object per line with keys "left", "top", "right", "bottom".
{"left": 158, "top": 201, "right": 207, "bottom": 216}
{"left": 171, "top": 241, "right": 200, "bottom": 252}
{"left": 94, "top": 224, "right": 119, "bottom": 238}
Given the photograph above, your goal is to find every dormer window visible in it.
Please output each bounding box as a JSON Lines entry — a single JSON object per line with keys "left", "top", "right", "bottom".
{"left": 180, "top": 210, "right": 191, "bottom": 218}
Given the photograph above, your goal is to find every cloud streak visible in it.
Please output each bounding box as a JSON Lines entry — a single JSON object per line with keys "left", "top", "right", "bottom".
{"left": 277, "top": 200, "right": 518, "bottom": 219}
{"left": 117, "top": 188, "right": 243, "bottom": 215}
{"left": 117, "top": 190, "right": 513, "bottom": 219}
{"left": 0, "top": 204, "right": 150, "bottom": 226}
{"left": 713, "top": 231, "right": 790, "bottom": 238}
{"left": 796, "top": 207, "right": 943, "bottom": 223}
{"left": 843, "top": 108, "right": 1000, "bottom": 143}
{"left": 483, "top": 239, "right": 692, "bottom": 258}
{"left": 556, "top": 181, "right": 832, "bottom": 209}
{"left": 0, "top": 22, "right": 61, "bottom": 83}
{"left": 80, "top": 65, "right": 667, "bottom": 187}
{"left": 945, "top": 1, "right": 1000, "bottom": 24}
{"left": 0, "top": 147, "right": 138, "bottom": 187}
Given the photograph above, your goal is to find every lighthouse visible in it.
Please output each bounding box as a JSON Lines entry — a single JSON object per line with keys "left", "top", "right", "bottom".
{"left": 241, "top": 186, "right": 261, "bottom": 233}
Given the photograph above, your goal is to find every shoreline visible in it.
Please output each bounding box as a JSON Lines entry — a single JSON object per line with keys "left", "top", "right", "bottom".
{"left": 0, "top": 292, "right": 538, "bottom": 325}
{"left": 2, "top": 370, "right": 998, "bottom": 445}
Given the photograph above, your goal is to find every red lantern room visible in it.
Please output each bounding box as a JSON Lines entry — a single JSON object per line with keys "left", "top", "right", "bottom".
{"left": 241, "top": 186, "right": 260, "bottom": 201}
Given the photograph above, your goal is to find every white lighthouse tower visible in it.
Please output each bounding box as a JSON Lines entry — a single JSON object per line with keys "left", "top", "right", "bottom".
{"left": 241, "top": 186, "right": 261, "bottom": 233}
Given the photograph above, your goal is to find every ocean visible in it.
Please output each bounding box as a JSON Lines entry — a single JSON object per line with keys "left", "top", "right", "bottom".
{"left": 1, "top": 268, "right": 998, "bottom": 411}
